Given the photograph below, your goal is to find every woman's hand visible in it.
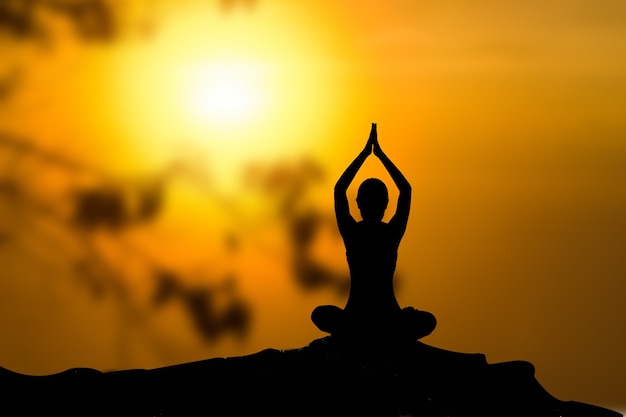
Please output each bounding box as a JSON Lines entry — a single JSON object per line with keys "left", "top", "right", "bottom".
{"left": 371, "top": 124, "right": 383, "bottom": 157}
{"left": 364, "top": 122, "right": 377, "bottom": 155}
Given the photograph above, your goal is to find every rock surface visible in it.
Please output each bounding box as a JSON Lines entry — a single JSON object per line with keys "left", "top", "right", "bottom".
{"left": 1, "top": 336, "right": 622, "bottom": 417}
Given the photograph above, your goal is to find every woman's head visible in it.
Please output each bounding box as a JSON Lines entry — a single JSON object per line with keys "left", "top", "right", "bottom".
{"left": 356, "top": 178, "right": 388, "bottom": 222}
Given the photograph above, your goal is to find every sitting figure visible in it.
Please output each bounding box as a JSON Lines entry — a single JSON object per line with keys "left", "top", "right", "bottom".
{"left": 311, "top": 123, "right": 437, "bottom": 342}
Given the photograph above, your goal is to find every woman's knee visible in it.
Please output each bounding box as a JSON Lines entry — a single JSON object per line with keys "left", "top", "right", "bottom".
{"left": 401, "top": 307, "right": 437, "bottom": 338}
{"left": 311, "top": 305, "right": 343, "bottom": 332}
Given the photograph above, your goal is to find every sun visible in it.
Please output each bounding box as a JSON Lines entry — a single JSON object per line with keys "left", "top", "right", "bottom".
{"left": 183, "top": 59, "right": 269, "bottom": 124}
{"left": 111, "top": 2, "right": 356, "bottom": 177}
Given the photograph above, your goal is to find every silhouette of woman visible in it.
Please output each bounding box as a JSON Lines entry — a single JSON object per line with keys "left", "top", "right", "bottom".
{"left": 311, "top": 123, "right": 437, "bottom": 342}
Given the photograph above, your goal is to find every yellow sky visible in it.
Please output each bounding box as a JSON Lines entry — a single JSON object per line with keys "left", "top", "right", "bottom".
{"left": 0, "top": 0, "right": 625, "bottom": 411}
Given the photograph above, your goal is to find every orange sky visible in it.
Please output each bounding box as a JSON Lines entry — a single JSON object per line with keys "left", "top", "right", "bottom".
{"left": 0, "top": 0, "right": 625, "bottom": 411}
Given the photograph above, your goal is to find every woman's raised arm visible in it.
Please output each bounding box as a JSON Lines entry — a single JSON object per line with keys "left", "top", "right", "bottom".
{"left": 334, "top": 123, "right": 376, "bottom": 233}
{"left": 372, "top": 126, "right": 411, "bottom": 236}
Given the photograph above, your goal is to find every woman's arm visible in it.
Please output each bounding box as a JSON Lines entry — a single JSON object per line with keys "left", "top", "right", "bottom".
{"left": 334, "top": 124, "right": 375, "bottom": 234}
{"left": 372, "top": 127, "right": 411, "bottom": 236}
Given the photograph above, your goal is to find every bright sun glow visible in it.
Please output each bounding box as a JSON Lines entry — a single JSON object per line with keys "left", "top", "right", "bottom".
{"left": 183, "top": 60, "right": 268, "bottom": 123}
{"left": 113, "top": 3, "right": 352, "bottom": 179}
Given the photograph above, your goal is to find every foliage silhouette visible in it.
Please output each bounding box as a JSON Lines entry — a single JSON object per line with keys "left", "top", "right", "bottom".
{"left": 0, "top": 134, "right": 251, "bottom": 361}
{"left": 244, "top": 157, "right": 351, "bottom": 295}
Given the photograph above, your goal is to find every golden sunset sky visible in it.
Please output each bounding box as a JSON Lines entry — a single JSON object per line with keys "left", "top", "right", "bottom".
{"left": 0, "top": 0, "right": 624, "bottom": 411}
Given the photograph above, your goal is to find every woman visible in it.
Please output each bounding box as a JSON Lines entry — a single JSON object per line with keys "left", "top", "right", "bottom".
{"left": 311, "top": 123, "right": 436, "bottom": 342}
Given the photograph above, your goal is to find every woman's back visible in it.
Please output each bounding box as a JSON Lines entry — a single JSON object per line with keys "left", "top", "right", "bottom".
{"left": 343, "top": 220, "right": 401, "bottom": 315}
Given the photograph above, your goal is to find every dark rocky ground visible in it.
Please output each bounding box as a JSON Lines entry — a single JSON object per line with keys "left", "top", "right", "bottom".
{"left": 0, "top": 336, "right": 621, "bottom": 417}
